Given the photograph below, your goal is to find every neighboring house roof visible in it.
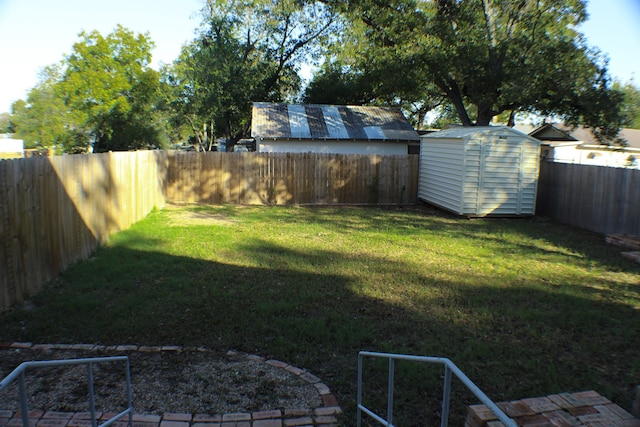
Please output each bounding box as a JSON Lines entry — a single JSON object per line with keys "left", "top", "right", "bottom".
{"left": 528, "top": 123, "right": 578, "bottom": 142}
{"left": 251, "top": 102, "right": 420, "bottom": 142}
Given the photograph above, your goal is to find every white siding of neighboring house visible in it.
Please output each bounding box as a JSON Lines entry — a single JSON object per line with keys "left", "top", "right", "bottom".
{"left": 419, "top": 127, "right": 541, "bottom": 216}
{"left": 257, "top": 139, "right": 413, "bottom": 155}
{"left": 0, "top": 138, "right": 24, "bottom": 159}
{"left": 543, "top": 143, "right": 640, "bottom": 169}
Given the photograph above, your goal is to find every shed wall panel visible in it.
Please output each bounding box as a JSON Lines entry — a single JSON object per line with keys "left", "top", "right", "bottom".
{"left": 418, "top": 139, "right": 466, "bottom": 214}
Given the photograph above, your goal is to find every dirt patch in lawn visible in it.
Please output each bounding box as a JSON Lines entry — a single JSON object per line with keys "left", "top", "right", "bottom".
{"left": 164, "top": 205, "right": 240, "bottom": 227}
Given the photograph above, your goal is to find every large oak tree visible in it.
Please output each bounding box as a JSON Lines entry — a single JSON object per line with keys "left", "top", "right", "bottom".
{"left": 319, "top": 0, "right": 624, "bottom": 140}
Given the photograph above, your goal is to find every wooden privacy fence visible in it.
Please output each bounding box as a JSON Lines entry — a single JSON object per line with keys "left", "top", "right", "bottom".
{"left": 0, "top": 151, "right": 166, "bottom": 311}
{"left": 537, "top": 161, "right": 640, "bottom": 237}
{"left": 0, "top": 151, "right": 418, "bottom": 310}
{"left": 165, "top": 152, "right": 420, "bottom": 205}
{"left": 7, "top": 150, "right": 638, "bottom": 312}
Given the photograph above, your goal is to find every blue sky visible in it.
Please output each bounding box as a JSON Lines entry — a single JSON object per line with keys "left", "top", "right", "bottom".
{"left": 0, "top": 0, "right": 639, "bottom": 114}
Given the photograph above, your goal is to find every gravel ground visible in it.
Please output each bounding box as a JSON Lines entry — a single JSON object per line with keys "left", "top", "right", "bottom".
{"left": 0, "top": 348, "right": 322, "bottom": 414}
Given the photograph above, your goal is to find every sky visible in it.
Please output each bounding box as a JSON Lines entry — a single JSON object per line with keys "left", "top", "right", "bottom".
{"left": 0, "top": 0, "right": 639, "bottom": 115}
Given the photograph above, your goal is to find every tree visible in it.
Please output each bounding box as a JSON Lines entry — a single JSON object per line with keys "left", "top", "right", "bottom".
{"left": 0, "top": 113, "right": 13, "bottom": 134}
{"left": 11, "top": 65, "right": 81, "bottom": 153}
{"left": 615, "top": 80, "right": 640, "bottom": 129}
{"left": 9, "top": 27, "right": 171, "bottom": 153}
{"left": 326, "top": 0, "right": 624, "bottom": 140}
{"left": 165, "top": 0, "right": 337, "bottom": 150}
{"left": 303, "top": 61, "right": 374, "bottom": 105}
{"left": 59, "top": 25, "right": 168, "bottom": 152}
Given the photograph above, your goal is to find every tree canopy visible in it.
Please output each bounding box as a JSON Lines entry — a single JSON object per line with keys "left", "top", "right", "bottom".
{"left": 615, "top": 80, "right": 640, "bottom": 130}
{"left": 60, "top": 25, "right": 168, "bottom": 152}
{"left": 313, "top": 0, "right": 624, "bottom": 140}
{"left": 164, "top": 0, "right": 336, "bottom": 151}
{"left": 11, "top": 26, "right": 168, "bottom": 153}
{"left": 7, "top": 0, "right": 632, "bottom": 152}
{"left": 11, "top": 65, "right": 82, "bottom": 152}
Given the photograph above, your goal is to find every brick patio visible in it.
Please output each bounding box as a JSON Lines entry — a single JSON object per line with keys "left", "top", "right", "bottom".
{"left": 0, "top": 407, "right": 342, "bottom": 427}
{"left": 466, "top": 390, "right": 640, "bottom": 427}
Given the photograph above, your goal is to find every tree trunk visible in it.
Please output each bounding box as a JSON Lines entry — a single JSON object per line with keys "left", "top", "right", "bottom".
{"left": 436, "top": 77, "right": 473, "bottom": 126}
{"left": 475, "top": 106, "right": 494, "bottom": 126}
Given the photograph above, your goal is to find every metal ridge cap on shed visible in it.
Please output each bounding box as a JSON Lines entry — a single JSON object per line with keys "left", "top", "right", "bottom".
{"left": 421, "top": 126, "right": 541, "bottom": 143}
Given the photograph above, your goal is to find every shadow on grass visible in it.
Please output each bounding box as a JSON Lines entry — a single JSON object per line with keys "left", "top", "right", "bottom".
{"left": 1, "top": 212, "right": 639, "bottom": 426}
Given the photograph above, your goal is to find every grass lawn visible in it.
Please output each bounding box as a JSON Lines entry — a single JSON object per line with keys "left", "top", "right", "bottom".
{"left": 1, "top": 204, "right": 639, "bottom": 425}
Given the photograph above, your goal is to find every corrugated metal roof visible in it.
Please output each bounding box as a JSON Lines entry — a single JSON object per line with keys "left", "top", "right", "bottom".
{"left": 251, "top": 102, "right": 420, "bottom": 141}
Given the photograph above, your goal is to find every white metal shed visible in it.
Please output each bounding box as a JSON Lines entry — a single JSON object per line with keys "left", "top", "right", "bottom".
{"left": 418, "top": 126, "right": 541, "bottom": 216}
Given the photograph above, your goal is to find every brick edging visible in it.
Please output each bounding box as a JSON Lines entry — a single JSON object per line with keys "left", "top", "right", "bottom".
{"left": 0, "top": 342, "right": 342, "bottom": 427}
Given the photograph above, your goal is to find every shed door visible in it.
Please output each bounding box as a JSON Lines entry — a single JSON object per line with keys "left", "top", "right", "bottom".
{"left": 477, "top": 142, "right": 524, "bottom": 215}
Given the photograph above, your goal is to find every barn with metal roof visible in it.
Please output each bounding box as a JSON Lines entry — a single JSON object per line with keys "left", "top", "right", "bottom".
{"left": 251, "top": 102, "right": 420, "bottom": 155}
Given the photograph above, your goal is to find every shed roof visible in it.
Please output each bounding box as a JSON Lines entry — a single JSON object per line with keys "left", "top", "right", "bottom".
{"left": 251, "top": 102, "right": 420, "bottom": 142}
{"left": 422, "top": 126, "right": 539, "bottom": 142}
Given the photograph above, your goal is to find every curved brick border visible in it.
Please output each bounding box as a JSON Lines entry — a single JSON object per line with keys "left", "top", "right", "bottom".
{"left": 0, "top": 342, "right": 342, "bottom": 427}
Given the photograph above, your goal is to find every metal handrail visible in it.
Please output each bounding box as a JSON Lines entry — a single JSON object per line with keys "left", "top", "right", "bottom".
{"left": 0, "top": 356, "right": 133, "bottom": 427}
{"left": 357, "top": 351, "right": 517, "bottom": 427}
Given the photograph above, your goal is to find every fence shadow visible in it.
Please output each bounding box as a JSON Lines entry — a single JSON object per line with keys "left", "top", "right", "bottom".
{"left": 0, "top": 152, "right": 164, "bottom": 310}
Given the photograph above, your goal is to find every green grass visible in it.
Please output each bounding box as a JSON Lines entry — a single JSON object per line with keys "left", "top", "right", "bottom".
{"left": 2, "top": 205, "right": 639, "bottom": 425}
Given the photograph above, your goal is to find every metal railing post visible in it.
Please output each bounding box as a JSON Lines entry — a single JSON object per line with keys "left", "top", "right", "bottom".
{"left": 126, "top": 358, "right": 133, "bottom": 427}
{"left": 87, "top": 362, "right": 97, "bottom": 427}
{"left": 0, "top": 356, "right": 133, "bottom": 427}
{"left": 387, "top": 358, "right": 394, "bottom": 427}
{"left": 357, "top": 353, "right": 363, "bottom": 427}
{"left": 440, "top": 364, "right": 452, "bottom": 427}
{"left": 18, "top": 371, "right": 29, "bottom": 427}
{"left": 357, "top": 351, "right": 518, "bottom": 427}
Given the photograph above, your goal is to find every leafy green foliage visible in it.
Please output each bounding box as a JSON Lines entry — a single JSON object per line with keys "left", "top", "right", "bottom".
{"left": 322, "top": 0, "right": 624, "bottom": 138}
{"left": 9, "top": 26, "right": 169, "bottom": 153}
{"left": 11, "top": 66, "right": 82, "bottom": 153}
{"left": 60, "top": 25, "right": 168, "bottom": 152}
{"left": 302, "top": 61, "right": 374, "bottom": 105}
{"left": 0, "top": 113, "right": 13, "bottom": 133}
{"left": 615, "top": 80, "right": 640, "bottom": 130}
{"left": 164, "top": 0, "right": 336, "bottom": 150}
